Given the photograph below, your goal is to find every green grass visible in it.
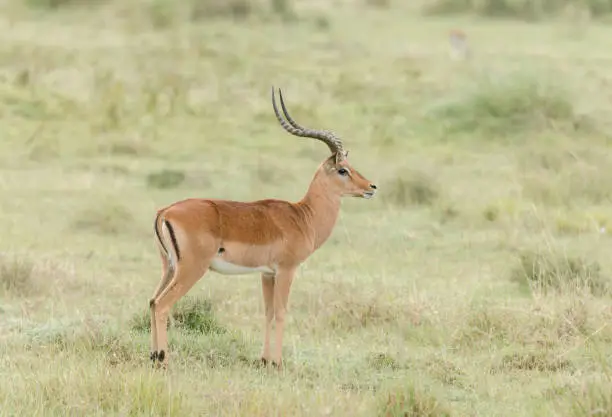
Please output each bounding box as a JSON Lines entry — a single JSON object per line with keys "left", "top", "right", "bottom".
{"left": 1, "top": 0, "right": 612, "bottom": 416}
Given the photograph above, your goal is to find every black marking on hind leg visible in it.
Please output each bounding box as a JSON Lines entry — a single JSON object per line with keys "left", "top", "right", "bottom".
{"left": 163, "top": 220, "right": 181, "bottom": 261}
{"left": 218, "top": 247, "right": 225, "bottom": 254}
{"left": 158, "top": 350, "right": 165, "bottom": 362}
{"left": 149, "top": 299, "right": 155, "bottom": 308}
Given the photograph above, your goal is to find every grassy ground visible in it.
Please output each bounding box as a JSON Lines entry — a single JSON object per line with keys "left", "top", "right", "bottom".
{"left": 1, "top": 0, "right": 612, "bottom": 415}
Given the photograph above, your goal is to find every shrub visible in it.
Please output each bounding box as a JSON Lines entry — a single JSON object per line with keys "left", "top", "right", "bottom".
{"left": 131, "top": 296, "right": 225, "bottom": 335}
{"left": 423, "top": 0, "right": 612, "bottom": 21}
{"left": 171, "top": 297, "right": 225, "bottom": 334}
{"left": 146, "top": 169, "right": 186, "bottom": 189}
{"left": 148, "top": 0, "right": 255, "bottom": 28}
{"left": 426, "top": 70, "right": 591, "bottom": 139}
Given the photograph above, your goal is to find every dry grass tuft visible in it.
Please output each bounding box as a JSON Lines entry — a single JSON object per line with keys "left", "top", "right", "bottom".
{"left": 510, "top": 249, "right": 609, "bottom": 296}
{"left": 379, "top": 384, "right": 452, "bottom": 417}
{"left": 367, "top": 352, "right": 403, "bottom": 371}
{"left": 0, "top": 255, "right": 36, "bottom": 296}
{"left": 495, "top": 351, "right": 573, "bottom": 373}
{"left": 424, "top": 356, "right": 468, "bottom": 387}
{"left": 0, "top": 255, "right": 72, "bottom": 297}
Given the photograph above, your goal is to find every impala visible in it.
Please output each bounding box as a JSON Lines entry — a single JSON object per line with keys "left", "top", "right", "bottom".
{"left": 148, "top": 87, "right": 378, "bottom": 369}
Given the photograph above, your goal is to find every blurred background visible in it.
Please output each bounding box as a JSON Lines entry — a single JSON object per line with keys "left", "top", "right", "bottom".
{"left": 1, "top": 0, "right": 612, "bottom": 416}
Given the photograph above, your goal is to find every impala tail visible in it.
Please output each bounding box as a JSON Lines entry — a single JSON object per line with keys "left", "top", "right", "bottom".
{"left": 153, "top": 211, "right": 181, "bottom": 266}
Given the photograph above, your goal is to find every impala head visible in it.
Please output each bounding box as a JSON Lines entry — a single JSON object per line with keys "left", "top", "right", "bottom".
{"left": 271, "top": 87, "right": 377, "bottom": 199}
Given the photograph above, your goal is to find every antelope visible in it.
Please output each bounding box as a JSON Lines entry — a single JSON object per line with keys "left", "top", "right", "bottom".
{"left": 448, "top": 29, "right": 471, "bottom": 60}
{"left": 148, "top": 87, "right": 378, "bottom": 369}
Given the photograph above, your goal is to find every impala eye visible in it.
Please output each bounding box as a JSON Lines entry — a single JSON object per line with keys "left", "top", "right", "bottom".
{"left": 337, "top": 168, "right": 349, "bottom": 176}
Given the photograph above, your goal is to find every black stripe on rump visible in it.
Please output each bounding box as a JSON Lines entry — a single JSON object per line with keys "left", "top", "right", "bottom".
{"left": 164, "top": 219, "right": 181, "bottom": 261}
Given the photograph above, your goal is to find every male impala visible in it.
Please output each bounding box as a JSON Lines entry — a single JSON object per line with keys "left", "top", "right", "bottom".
{"left": 148, "top": 87, "right": 378, "bottom": 369}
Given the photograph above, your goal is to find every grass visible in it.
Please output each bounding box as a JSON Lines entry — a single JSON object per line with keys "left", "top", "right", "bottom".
{"left": 1, "top": 0, "right": 612, "bottom": 416}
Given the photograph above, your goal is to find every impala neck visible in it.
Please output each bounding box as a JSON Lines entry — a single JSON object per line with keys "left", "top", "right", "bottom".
{"left": 299, "top": 169, "right": 342, "bottom": 250}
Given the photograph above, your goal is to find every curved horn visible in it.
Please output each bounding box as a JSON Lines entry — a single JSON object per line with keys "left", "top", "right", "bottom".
{"left": 271, "top": 86, "right": 345, "bottom": 157}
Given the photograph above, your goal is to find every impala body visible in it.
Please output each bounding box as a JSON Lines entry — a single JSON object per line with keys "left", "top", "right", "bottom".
{"left": 148, "top": 88, "right": 377, "bottom": 369}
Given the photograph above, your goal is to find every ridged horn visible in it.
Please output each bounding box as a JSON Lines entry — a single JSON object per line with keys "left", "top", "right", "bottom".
{"left": 271, "top": 86, "right": 345, "bottom": 158}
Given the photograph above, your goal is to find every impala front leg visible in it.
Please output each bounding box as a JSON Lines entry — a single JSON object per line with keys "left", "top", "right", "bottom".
{"left": 272, "top": 266, "right": 296, "bottom": 370}
{"left": 261, "top": 272, "right": 275, "bottom": 366}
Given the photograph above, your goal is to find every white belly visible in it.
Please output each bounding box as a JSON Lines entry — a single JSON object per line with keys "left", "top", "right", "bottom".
{"left": 209, "top": 258, "right": 274, "bottom": 276}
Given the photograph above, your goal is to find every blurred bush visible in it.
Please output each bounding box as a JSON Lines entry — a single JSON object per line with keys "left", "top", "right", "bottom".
{"left": 422, "top": 0, "right": 612, "bottom": 20}
{"left": 425, "top": 70, "right": 595, "bottom": 138}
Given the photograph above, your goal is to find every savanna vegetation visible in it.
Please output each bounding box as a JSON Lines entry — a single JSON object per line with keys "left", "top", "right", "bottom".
{"left": 1, "top": 0, "right": 612, "bottom": 415}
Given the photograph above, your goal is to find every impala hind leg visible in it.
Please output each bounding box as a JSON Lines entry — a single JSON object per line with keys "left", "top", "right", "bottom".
{"left": 150, "top": 256, "right": 212, "bottom": 368}
{"left": 260, "top": 272, "right": 275, "bottom": 365}
{"left": 149, "top": 254, "right": 172, "bottom": 363}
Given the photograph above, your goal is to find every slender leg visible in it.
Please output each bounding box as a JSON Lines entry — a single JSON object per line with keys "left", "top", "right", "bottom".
{"left": 150, "top": 254, "right": 172, "bottom": 363}
{"left": 260, "top": 272, "right": 275, "bottom": 365}
{"left": 272, "top": 266, "right": 297, "bottom": 369}
{"left": 151, "top": 257, "right": 211, "bottom": 369}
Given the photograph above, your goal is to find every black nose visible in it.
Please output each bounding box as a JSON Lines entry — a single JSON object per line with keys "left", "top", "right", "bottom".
{"left": 370, "top": 184, "right": 377, "bottom": 189}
